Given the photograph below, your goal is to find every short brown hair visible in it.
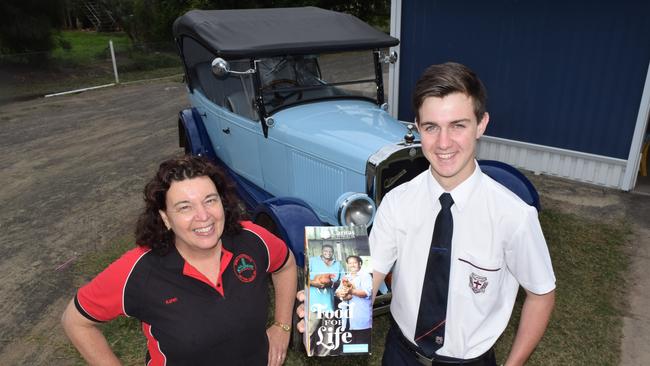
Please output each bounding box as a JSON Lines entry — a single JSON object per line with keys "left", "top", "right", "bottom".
{"left": 135, "top": 155, "right": 244, "bottom": 255}
{"left": 412, "top": 62, "right": 487, "bottom": 122}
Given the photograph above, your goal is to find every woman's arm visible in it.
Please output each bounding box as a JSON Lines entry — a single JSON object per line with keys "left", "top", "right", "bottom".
{"left": 61, "top": 298, "right": 122, "bottom": 366}
{"left": 350, "top": 273, "right": 372, "bottom": 298}
{"left": 267, "top": 251, "right": 297, "bottom": 366}
{"left": 350, "top": 287, "right": 369, "bottom": 298}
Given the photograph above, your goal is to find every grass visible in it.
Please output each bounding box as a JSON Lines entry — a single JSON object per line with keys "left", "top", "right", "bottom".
{"left": 58, "top": 236, "right": 148, "bottom": 366}
{"left": 494, "top": 210, "right": 630, "bottom": 365}
{"left": 59, "top": 209, "right": 630, "bottom": 365}
{"left": 51, "top": 30, "right": 132, "bottom": 65}
{"left": 0, "top": 30, "right": 182, "bottom": 104}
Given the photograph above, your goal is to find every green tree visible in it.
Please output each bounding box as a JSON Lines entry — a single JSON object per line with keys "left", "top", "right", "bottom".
{"left": 106, "top": 0, "right": 389, "bottom": 46}
{"left": 0, "top": 0, "right": 65, "bottom": 55}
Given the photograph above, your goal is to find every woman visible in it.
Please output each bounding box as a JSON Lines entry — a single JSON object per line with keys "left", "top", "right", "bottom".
{"left": 61, "top": 156, "right": 296, "bottom": 365}
{"left": 335, "top": 255, "right": 372, "bottom": 345}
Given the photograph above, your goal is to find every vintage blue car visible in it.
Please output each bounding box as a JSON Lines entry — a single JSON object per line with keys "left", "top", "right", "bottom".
{"left": 172, "top": 7, "right": 540, "bottom": 311}
{"left": 172, "top": 7, "right": 426, "bottom": 261}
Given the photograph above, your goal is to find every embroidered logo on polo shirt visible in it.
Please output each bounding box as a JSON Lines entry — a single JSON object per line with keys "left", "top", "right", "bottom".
{"left": 469, "top": 272, "right": 488, "bottom": 293}
{"left": 164, "top": 297, "right": 178, "bottom": 305}
{"left": 233, "top": 254, "right": 257, "bottom": 283}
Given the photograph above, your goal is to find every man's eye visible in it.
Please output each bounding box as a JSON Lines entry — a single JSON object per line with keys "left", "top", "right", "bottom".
{"left": 205, "top": 197, "right": 219, "bottom": 205}
{"left": 453, "top": 123, "right": 466, "bottom": 129}
{"left": 178, "top": 205, "right": 191, "bottom": 212}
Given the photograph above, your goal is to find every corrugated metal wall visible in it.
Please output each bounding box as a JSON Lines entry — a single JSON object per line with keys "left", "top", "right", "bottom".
{"left": 397, "top": 0, "right": 650, "bottom": 160}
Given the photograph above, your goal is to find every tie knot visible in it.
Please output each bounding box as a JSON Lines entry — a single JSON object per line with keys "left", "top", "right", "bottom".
{"left": 439, "top": 193, "right": 454, "bottom": 209}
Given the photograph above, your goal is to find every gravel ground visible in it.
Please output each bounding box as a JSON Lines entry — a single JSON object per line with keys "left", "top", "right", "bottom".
{"left": 0, "top": 81, "right": 187, "bottom": 364}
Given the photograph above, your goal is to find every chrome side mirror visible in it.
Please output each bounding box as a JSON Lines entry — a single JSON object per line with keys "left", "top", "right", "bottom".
{"left": 380, "top": 51, "right": 398, "bottom": 64}
{"left": 211, "top": 57, "right": 256, "bottom": 77}
{"left": 211, "top": 57, "right": 231, "bottom": 77}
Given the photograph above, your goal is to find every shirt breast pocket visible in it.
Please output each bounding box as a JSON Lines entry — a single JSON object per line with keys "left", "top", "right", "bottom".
{"left": 452, "top": 252, "right": 504, "bottom": 301}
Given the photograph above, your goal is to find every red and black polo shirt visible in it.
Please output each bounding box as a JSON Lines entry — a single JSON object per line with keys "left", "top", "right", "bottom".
{"left": 75, "top": 221, "right": 289, "bottom": 365}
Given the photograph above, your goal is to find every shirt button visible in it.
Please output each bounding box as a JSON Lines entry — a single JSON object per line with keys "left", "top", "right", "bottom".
{"left": 217, "top": 283, "right": 221, "bottom": 287}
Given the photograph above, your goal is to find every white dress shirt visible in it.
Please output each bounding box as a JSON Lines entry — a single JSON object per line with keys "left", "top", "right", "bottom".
{"left": 370, "top": 162, "right": 556, "bottom": 359}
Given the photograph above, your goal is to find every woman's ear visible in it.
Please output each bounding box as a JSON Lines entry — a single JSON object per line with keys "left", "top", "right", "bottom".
{"left": 159, "top": 210, "right": 171, "bottom": 230}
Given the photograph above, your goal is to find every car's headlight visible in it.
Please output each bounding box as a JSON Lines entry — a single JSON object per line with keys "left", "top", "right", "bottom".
{"left": 336, "top": 192, "right": 376, "bottom": 226}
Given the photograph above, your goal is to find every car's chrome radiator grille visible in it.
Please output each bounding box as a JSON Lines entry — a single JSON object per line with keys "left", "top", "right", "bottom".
{"left": 367, "top": 145, "right": 429, "bottom": 206}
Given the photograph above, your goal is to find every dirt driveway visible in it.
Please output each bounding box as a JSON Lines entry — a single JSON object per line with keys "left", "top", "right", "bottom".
{"left": 0, "top": 81, "right": 188, "bottom": 364}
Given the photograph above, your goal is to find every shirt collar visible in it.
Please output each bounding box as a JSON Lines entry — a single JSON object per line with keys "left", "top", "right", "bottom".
{"left": 320, "top": 256, "right": 337, "bottom": 265}
{"left": 162, "top": 238, "right": 234, "bottom": 273}
{"left": 426, "top": 160, "right": 482, "bottom": 212}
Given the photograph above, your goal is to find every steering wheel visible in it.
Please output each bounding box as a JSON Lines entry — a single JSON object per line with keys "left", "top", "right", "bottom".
{"left": 261, "top": 79, "right": 303, "bottom": 105}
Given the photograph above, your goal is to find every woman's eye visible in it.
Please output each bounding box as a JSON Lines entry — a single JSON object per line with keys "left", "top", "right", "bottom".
{"left": 178, "top": 205, "right": 191, "bottom": 212}
{"left": 205, "top": 197, "right": 219, "bottom": 205}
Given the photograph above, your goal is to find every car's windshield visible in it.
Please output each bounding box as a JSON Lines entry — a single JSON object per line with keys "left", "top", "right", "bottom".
{"left": 258, "top": 51, "right": 380, "bottom": 112}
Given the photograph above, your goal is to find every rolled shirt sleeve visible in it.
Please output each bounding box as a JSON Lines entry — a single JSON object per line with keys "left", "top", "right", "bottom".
{"left": 75, "top": 247, "right": 150, "bottom": 322}
{"left": 369, "top": 194, "right": 399, "bottom": 275}
{"left": 241, "top": 221, "right": 289, "bottom": 273}
{"left": 505, "top": 206, "right": 556, "bottom": 295}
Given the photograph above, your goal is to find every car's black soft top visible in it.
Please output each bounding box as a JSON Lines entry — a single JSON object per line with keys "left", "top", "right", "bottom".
{"left": 173, "top": 7, "right": 399, "bottom": 58}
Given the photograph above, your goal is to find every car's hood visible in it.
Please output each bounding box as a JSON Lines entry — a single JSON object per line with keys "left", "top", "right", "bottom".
{"left": 270, "top": 100, "right": 410, "bottom": 173}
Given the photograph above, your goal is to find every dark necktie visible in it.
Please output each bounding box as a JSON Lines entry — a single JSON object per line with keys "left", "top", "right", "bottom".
{"left": 415, "top": 192, "right": 454, "bottom": 356}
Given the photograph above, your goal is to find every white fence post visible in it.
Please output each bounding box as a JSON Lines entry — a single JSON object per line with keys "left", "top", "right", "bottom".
{"left": 109, "top": 40, "right": 119, "bottom": 84}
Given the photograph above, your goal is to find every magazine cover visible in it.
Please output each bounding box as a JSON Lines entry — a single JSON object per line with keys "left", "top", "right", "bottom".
{"left": 304, "top": 225, "right": 372, "bottom": 356}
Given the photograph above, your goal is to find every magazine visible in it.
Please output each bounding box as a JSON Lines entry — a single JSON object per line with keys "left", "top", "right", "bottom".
{"left": 304, "top": 225, "right": 372, "bottom": 356}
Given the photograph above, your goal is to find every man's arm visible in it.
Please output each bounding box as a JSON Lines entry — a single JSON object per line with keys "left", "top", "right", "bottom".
{"left": 504, "top": 289, "right": 555, "bottom": 366}
{"left": 309, "top": 278, "right": 325, "bottom": 288}
{"left": 307, "top": 258, "right": 326, "bottom": 288}
{"left": 371, "top": 270, "right": 387, "bottom": 303}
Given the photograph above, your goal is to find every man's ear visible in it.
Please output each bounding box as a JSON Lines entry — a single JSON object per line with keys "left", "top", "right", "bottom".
{"left": 476, "top": 112, "right": 489, "bottom": 139}
{"left": 159, "top": 210, "right": 171, "bottom": 230}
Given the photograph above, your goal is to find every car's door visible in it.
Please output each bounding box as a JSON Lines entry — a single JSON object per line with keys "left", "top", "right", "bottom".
{"left": 220, "top": 108, "right": 264, "bottom": 187}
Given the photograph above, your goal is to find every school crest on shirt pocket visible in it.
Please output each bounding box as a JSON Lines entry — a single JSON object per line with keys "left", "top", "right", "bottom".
{"left": 469, "top": 272, "right": 488, "bottom": 293}
{"left": 457, "top": 254, "right": 502, "bottom": 296}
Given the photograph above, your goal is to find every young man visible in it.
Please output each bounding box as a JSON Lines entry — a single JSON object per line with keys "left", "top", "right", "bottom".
{"left": 370, "top": 62, "right": 556, "bottom": 366}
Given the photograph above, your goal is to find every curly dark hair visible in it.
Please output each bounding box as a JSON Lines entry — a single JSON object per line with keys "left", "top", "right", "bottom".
{"left": 135, "top": 155, "right": 244, "bottom": 255}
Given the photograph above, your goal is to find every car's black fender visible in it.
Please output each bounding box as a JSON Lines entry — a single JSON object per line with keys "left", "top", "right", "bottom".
{"left": 178, "top": 107, "right": 217, "bottom": 159}
{"left": 252, "top": 197, "right": 322, "bottom": 268}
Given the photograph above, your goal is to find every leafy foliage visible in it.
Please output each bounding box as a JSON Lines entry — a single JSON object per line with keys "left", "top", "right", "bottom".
{"left": 0, "top": 0, "right": 65, "bottom": 55}
{"left": 106, "top": 0, "right": 390, "bottom": 45}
